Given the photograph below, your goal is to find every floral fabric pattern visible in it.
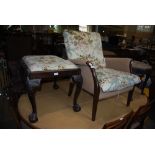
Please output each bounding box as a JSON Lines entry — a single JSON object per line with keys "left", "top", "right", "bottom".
{"left": 63, "top": 30, "right": 106, "bottom": 68}
{"left": 96, "top": 68, "right": 140, "bottom": 92}
{"left": 23, "top": 55, "right": 78, "bottom": 72}
{"left": 63, "top": 30, "right": 140, "bottom": 92}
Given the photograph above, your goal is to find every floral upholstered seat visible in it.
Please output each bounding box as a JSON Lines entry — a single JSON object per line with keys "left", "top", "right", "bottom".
{"left": 96, "top": 67, "right": 140, "bottom": 92}
{"left": 22, "top": 55, "right": 78, "bottom": 73}
{"left": 63, "top": 30, "right": 140, "bottom": 93}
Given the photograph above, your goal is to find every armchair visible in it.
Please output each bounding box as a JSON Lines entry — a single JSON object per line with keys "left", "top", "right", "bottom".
{"left": 63, "top": 30, "right": 140, "bottom": 121}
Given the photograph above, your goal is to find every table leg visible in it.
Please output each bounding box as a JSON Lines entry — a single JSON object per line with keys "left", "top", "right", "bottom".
{"left": 71, "top": 75, "right": 83, "bottom": 112}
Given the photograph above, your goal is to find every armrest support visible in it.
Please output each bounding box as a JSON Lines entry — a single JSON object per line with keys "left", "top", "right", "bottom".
{"left": 86, "top": 61, "right": 100, "bottom": 94}
{"left": 105, "top": 58, "right": 132, "bottom": 73}
{"left": 86, "top": 61, "right": 100, "bottom": 121}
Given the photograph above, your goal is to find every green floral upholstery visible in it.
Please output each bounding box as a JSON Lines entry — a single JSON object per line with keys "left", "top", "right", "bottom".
{"left": 22, "top": 55, "right": 78, "bottom": 72}
{"left": 63, "top": 30, "right": 140, "bottom": 92}
{"left": 96, "top": 67, "right": 140, "bottom": 92}
{"left": 63, "top": 30, "right": 106, "bottom": 69}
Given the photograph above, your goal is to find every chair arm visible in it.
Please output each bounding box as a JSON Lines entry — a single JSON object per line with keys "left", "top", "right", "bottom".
{"left": 86, "top": 61, "right": 100, "bottom": 121}
{"left": 105, "top": 57, "right": 132, "bottom": 73}
{"left": 86, "top": 61, "right": 100, "bottom": 94}
{"left": 69, "top": 59, "right": 97, "bottom": 94}
{"left": 70, "top": 59, "right": 100, "bottom": 91}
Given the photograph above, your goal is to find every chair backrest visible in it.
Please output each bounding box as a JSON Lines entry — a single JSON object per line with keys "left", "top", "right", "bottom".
{"left": 63, "top": 30, "right": 106, "bottom": 68}
{"left": 127, "top": 101, "right": 152, "bottom": 129}
{"left": 103, "top": 111, "right": 133, "bottom": 129}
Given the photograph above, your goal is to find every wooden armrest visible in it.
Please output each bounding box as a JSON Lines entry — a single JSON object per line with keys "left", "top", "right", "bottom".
{"left": 86, "top": 61, "right": 100, "bottom": 93}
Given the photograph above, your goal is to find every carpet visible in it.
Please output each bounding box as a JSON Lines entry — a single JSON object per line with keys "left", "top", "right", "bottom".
{"left": 18, "top": 80, "right": 147, "bottom": 129}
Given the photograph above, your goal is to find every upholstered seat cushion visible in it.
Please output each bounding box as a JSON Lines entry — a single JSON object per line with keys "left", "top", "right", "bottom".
{"left": 22, "top": 55, "right": 78, "bottom": 72}
{"left": 96, "top": 68, "right": 140, "bottom": 92}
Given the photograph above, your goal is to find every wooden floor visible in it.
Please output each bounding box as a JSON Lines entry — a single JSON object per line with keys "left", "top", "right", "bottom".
{"left": 18, "top": 80, "right": 147, "bottom": 129}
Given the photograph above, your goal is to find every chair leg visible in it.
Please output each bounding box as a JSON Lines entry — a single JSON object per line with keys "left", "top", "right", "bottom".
{"left": 127, "top": 86, "right": 135, "bottom": 106}
{"left": 92, "top": 98, "right": 99, "bottom": 121}
{"left": 92, "top": 88, "right": 100, "bottom": 121}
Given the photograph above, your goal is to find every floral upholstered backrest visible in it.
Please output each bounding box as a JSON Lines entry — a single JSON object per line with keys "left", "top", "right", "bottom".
{"left": 63, "top": 30, "right": 106, "bottom": 68}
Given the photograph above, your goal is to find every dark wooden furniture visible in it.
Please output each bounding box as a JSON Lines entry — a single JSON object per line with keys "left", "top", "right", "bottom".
{"left": 0, "top": 58, "right": 10, "bottom": 96}
{"left": 0, "top": 58, "right": 20, "bottom": 128}
{"left": 2, "top": 32, "right": 64, "bottom": 61}
{"left": 130, "top": 60, "right": 152, "bottom": 94}
{"left": 127, "top": 101, "right": 153, "bottom": 129}
{"left": 103, "top": 100, "right": 153, "bottom": 129}
{"left": 110, "top": 47, "right": 149, "bottom": 62}
{"left": 124, "top": 48, "right": 148, "bottom": 61}
{"left": 4, "top": 33, "right": 33, "bottom": 61}
{"left": 22, "top": 56, "right": 83, "bottom": 123}
{"left": 102, "top": 111, "right": 133, "bottom": 129}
